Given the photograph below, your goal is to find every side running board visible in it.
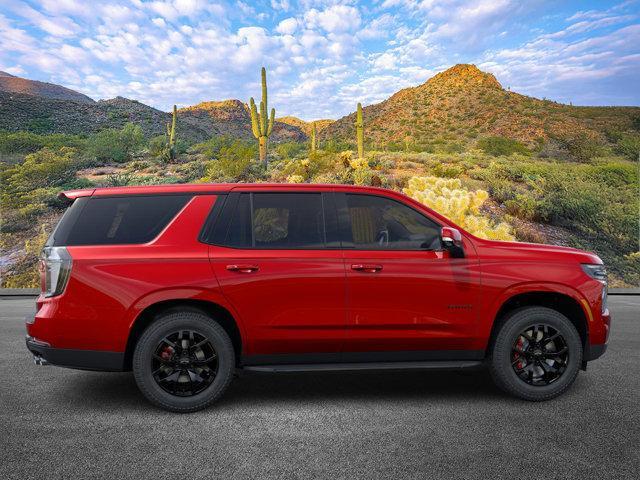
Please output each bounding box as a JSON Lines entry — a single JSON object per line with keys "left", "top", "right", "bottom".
{"left": 242, "top": 360, "right": 483, "bottom": 373}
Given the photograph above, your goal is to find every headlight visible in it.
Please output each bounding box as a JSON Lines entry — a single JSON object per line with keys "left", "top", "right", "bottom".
{"left": 581, "top": 264, "right": 607, "bottom": 313}
{"left": 581, "top": 264, "right": 607, "bottom": 282}
{"left": 40, "top": 247, "right": 72, "bottom": 297}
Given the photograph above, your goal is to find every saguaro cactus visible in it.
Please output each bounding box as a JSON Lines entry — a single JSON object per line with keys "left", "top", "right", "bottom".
{"left": 355, "top": 102, "right": 364, "bottom": 160}
{"left": 250, "top": 67, "right": 275, "bottom": 166}
{"left": 310, "top": 122, "right": 317, "bottom": 152}
{"left": 165, "top": 104, "right": 177, "bottom": 162}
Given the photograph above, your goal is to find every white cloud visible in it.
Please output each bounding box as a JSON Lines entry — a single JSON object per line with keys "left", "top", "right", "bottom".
{"left": 8, "top": 2, "right": 80, "bottom": 37}
{"left": 305, "top": 5, "right": 361, "bottom": 33}
{"left": 276, "top": 17, "right": 298, "bottom": 35}
{"left": 1, "top": 65, "right": 26, "bottom": 76}
{"left": 271, "top": 0, "right": 291, "bottom": 11}
{"left": 372, "top": 52, "right": 397, "bottom": 70}
{"left": 358, "top": 13, "right": 396, "bottom": 39}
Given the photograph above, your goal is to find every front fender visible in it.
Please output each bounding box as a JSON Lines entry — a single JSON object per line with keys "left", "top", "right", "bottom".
{"left": 483, "top": 281, "right": 593, "bottom": 338}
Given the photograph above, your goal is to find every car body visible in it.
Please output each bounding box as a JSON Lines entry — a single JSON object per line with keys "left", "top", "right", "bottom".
{"left": 26, "top": 183, "right": 610, "bottom": 411}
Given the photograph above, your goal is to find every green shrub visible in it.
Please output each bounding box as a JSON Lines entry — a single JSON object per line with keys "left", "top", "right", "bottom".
{"left": 1, "top": 147, "right": 83, "bottom": 210}
{"left": 148, "top": 135, "right": 166, "bottom": 157}
{"left": 192, "top": 136, "right": 238, "bottom": 159}
{"left": 432, "top": 163, "right": 463, "bottom": 178}
{"left": 275, "top": 141, "right": 306, "bottom": 160}
{"left": 556, "top": 132, "right": 603, "bottom": 162}
{"left": 27, "top": 117, "right": 54, "bottom": 134}
{"left": 477, "top": 136, "right": 529, "bottom": 156}
{"left": 0, "top": 131, "right": 87, "bottom": 154}
{"left": 88, "top": 123, "right": 143, "bottom": 162}
{"left": 615, "top": 133, "right": 640, "bottom": 160}
{"left": 202, "top": 140, "right": 257, "bottom": 181}
{"left": 505, "top": 194, "right": 540, "bottom": 221}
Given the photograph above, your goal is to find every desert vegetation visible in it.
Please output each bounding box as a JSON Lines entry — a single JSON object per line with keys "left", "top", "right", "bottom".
{"left": 1, "top": 65, "right": 639, "bottom": 287}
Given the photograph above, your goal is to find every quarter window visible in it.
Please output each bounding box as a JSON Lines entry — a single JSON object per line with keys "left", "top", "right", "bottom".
{"left": 344, "top": 194, "right": 441, "bottom": 250}
{"left": 55, "top": 195, "right": 192, "bottom": 246}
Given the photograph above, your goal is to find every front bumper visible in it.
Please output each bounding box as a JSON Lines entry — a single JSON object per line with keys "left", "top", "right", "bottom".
{"left": 26, "top": 336, "right": 125, "bottom": 371}
{"left": 586, "top": 343, "right": 607, "bottom": 361}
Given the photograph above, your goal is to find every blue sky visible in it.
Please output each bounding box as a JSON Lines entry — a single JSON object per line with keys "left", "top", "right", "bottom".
{"left": 0, "top": 0, "right": 638, "bottom": 120}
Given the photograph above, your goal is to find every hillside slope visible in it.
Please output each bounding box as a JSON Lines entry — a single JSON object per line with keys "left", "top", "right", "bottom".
{"left": 0, "top": 92, "right": 210, "bottom": 142}
{"left": 321, "top": 64, "right": 640, "bottom": 147}
{"left": 277, "top": 116, "right": 334, "bottom": 135}
{"left": 0, "top": 93, "right": 305, "bottom": 143}
{"left": 0, "top": 71, "right": 94, "bottom": 104}
{"left": 179, "top": 100, "right": 306, "bottom": 142}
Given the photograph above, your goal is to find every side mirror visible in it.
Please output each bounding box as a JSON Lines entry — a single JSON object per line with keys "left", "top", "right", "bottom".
{"left": 441, "top": 227, "right": 465, "bottom": 258}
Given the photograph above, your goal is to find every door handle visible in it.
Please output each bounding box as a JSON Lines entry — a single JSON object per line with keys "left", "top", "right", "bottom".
{"left": 351, "top": 264, "right": 383, "bottom": 273}
{"left": 226, "top": 264, "right": 259, "bottom": 273}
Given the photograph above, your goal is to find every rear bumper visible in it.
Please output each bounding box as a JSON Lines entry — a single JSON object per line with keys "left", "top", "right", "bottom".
{"left": 26, "top": 336, "right": 125, "bottom": 371}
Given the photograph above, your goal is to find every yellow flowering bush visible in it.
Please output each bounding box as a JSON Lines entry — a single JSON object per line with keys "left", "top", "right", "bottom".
{"left": 403, "top": 176, "right": 515, "bottom": 240}
{"left": 286, "top": 174, "right": 305, "bottom": 183}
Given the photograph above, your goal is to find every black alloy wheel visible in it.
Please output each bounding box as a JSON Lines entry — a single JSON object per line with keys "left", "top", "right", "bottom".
{"left": 489, "top": 306, "right": 582, "bottom": 401}
{"left": 152, "top": 330, "right": 219, "bottom": 397}
{"left": 511, "top": 324, "right": 569, "bottom": 386}
{"left": 133, "top": 310, "right": 235, "bottom": 412}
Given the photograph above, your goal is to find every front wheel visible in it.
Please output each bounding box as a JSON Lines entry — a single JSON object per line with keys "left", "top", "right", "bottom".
{"left": 489, "top": 307, "right": 583, "bottom": 401}
{"left": 133, "top": 310, "right": 235, "bottom": 412}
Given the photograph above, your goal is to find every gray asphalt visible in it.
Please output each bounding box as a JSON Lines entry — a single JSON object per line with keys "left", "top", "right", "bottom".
{"left": 1, "top": 297, "right": 638, "bottom": 480}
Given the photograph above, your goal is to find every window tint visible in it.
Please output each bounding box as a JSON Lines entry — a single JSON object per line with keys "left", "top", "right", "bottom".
{"left": 58, "top": 195, "right": 191, "bottom": 246}
{"left": 224, "top": 193, "right": 326, "bottom": 248}
{"left": 225, "top": 193, "right": 251, "bottom": 248}
{"left": 345, "top": 194, "right": 441, "bottom": 250}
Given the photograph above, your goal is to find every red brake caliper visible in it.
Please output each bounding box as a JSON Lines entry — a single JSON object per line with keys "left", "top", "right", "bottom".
{"left": 160, "top": 346, "right": 174, "bottom": 361}
{"left": 514, "top": 337, "right": 525, "bottom": 369}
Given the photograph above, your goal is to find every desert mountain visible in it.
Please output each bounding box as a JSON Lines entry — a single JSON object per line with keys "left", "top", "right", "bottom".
{"left": 0, "top": 71, "right": 94, "bottom": 104}
{"left": 179, "top": 100, "right": 305, "bottom": 142}
{"left": 321, "top": 64, "right": 639, "bottom": 147}
{"left": 277, "top": 116, "right": 334, "bottom": 135}
{"left": 0, "top": 72, "right": 306, "bottom": 143}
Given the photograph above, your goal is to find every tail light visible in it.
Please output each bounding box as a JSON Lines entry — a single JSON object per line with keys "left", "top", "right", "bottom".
{"left": 40, "top": 247, "right": 72, "bottom": 297}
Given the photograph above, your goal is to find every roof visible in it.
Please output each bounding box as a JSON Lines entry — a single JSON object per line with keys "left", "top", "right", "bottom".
{"left": 59, "top": 183, "right": 400, "bottom": 200}
{"left": 58, "top": 182, "right": 463, "bottom": 235}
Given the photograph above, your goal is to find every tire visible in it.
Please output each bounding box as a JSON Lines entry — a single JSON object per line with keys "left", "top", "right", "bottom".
{"left": 133, "top": 309, "right": 235, "bottom": 412}
{"left": 489, "top": 306, "right": 583, "bottom": 401}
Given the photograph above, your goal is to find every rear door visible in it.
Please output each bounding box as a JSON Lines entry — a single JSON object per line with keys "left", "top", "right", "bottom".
{"left": 206, "top": 191, "right": 347, "bottom": 362}
{"left": 337, "top": 192, "right": 481, "bottom": 359}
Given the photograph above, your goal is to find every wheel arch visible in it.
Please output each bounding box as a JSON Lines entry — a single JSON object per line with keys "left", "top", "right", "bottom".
{"left": 123, "top": 299, "right": 244, "bottom": 370}
{"left": 486, "top": 288, "right": 590, "bottom": 357}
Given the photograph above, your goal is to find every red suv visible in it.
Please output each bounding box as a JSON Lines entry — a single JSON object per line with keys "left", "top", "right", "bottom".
{"left": 26, "top": 184, "right": 610, "bottom": 412}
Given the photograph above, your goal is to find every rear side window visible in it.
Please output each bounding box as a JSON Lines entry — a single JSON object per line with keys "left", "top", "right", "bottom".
{"left": 223, "top": 193, "right": 326, "bottom": 249}
{"left": 51, "top": 195, "right": 191, "bottom": 246}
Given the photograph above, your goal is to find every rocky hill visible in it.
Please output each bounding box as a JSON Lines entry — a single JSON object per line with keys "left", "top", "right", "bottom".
{"left": 0, "top": 91, "right": 305, "bottom": 143}
{"left": 179, "top": 100, "right": 306, "bottom": 142}
{"left": 277, "top": 116, "right": 334, "bottom": 135}
{"left": 0, "top": 71, "right": 94, "bottom": 104}
{"left": 321, "top": 64, "right": 640, "bottom": 148}
{"left": 0, "top": 91, "right": 212, "bottom": 142}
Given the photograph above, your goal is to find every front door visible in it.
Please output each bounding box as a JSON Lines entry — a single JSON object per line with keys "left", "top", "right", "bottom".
{"left": 338, "top": 193, "right": 481, "bottom": 360}
{"left": 208, "top": 191, "right": 347, "bottom": 361}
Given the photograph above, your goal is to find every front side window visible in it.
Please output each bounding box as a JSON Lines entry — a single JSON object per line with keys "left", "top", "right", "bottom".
{"left": 344, "top": 194, "right": 441, "bottom": 250}
{"left": 224, "top": 193, "right": 326, "bottom": 249}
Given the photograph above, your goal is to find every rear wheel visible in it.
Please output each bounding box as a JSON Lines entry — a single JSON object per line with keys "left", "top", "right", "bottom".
{"left": 133, "top": 310, "right": 235, "bottom": 412}
{"left": 489, "top": 307, "right": 582, "bottom": 401}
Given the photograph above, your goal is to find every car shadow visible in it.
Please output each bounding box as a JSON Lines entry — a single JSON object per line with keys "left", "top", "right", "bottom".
{"left": 56, "top": 367, "right": 506, "bottom": 411}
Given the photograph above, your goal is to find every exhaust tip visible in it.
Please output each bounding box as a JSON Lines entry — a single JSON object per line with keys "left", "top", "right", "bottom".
{"left": 33, "top": 355, "right": 49, "bottom": 366}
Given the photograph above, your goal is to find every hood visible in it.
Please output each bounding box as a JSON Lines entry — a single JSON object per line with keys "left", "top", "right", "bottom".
{"left": 473, "top": 238, "right": 603, "bottom": 265}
